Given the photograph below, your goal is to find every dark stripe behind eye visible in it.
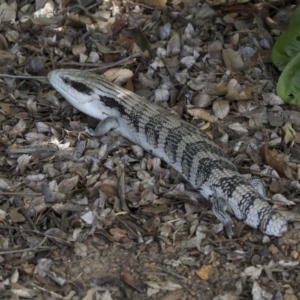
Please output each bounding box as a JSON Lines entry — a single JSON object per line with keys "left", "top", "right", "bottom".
{"left": 62, "top": 77, "right": 94, "bottom": 95}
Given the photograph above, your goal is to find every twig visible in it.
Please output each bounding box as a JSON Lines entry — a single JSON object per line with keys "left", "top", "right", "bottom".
{"left": 0, "top": 53, "right": 142, "bottom": 81}
{"left": 59, "top": 52, "right": 143, "bottom": 72}
{"left": 0, "top": 74, "right": 45, "bottom": 79}
{"left": 30, "top": 283, "right": 63, "bottom": 299}
{"left": 0, "top": 246, "right": 53, "bottom": 255}
{"left": 0, "top": 191, "right": 43, "bottom": 196}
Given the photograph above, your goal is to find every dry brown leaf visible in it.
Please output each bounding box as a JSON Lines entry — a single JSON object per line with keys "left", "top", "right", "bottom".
{"left": 283, "top": 295, "right": 299, "bottom": 300}
{"left": 57, "top": 175, "right": 79, "bottom": 193}
{"left": 251, "top": 49, "right": 273, "bottom": 65}
{"left": 112, "top": 16, "right": 127, "bottom": 33}
{"left": 72, "top": 43, "right": 87, "bottom": 56}
{"left": 34, "top": 258, "right": 52, "bottom": 277}
{"left": 222, "top": 48, "right": 244, "bottom": 71}
{"left": 0, "top": 102, "right": 10, "bottom": 114}
{"left": 10, "top": 268, "right": 19, "bottom": 283}
{"left": 125, "top": 76, "right": 134, "bottom": 92}
{"left": 167, "top": 34, "right": 180, "bottom": 56}
{"left": 228, "top": 122, "right": 248, "bottom": 134}
{"left": 118, "top": 171, "right": 129, "bottom": 212}
{"left": 269, "top": 180, "right": 286, "bottom": 194}
{"left": 137, "top": 169, "right": 150, "bottom": 180}
{"left": 192, "top": 93, "right": 212, "bottom": 108}
{"left": 0, "top": 2, "right": 16, "bottom": 22}
{"left": 196, "top": 2, "right": 216, "bottom": 17}
{"left": 109, "top": 227, "right": 128, "bottom": 242}
{"left": 17, "top": 154, "right": 30, "bottom": 174}
{"left": 159, "top": 290, "right": 185, "bottom": 300}
{"left": 95, "top": 42, "right": 115, "bottom": 54}
{"left": 9, "top": 208, "right": 25, "bottom": 223}
{"left": 100, "top": 183, "right": 118, "bottom": 197}
{"left": 104, "top": 68, "right": 134, "bottom": 86}
{"left": 132, "top": 42, "right": 148, "bottom": 57}
{"left": 155, "top": 88, "right": 169, "bottom": 102}
{"left": 86, "top": 174, "right": 100, "bottom": 186}
{"left": 68, "top": 13, "right": 93, "bottom": 25}
{"left": 11, "top": 282, "right": 37, "bottom": 298}
{"left": 282, "top": 121, "right": 296, "bottom": 145}
{"left": 187, "top": 108, "right": 217, "bottom": 123}
{"left": 123, "top": 28, "right": 151, "bottom": 54}
{"left": 103, "top": 52, "right": 121, "bottom": 63}
{"left": 81, "top": 211, "right": 94, "bottom": 225}
{"left": 118, "top": 33, "right": 133, "bottom": 51}
{"left": 206, "top": 80, "right": 228, "bottom": 96}
{"left": 44, "top": 228, "right": 68, "bottom": 240}
{"left": 135, "top": 0, "right": 166, "bottom": 6}
{"left": 74, "top": 242, "right": 88, "bottom": 257}
{"left": 12, "top": 119, "right": 26, "bottom": 136}
{"left": 143, "top": 216, "right": 160, "bottom": 233}
{"left": 20, "top": 263, "right": 35, "bottom": 276}
{"left": 244, "top": 266, "right": 263, "bottom": 280}
{"left": 87, "top": 51, "right": 100, "bottom": 63}
{"left": 180, "top": 56, "right": 196, "bottom": 69}
{"left": 141, "top": 205, "right": 169, "bottom": 214}
{"left": 132, "top": 145, "right": 144, "bottom": 158}
{"left": 212, "top": 100, "right": 229, "bottom": 120}
{"left": 205, "top": 0, "right": 226, "bottom": 6}
{"left": 262, "top": 93, "right": 284, "bottom": 105}
{"left": 283, "top": 110, "right": 300, "bottom": 126}
{"left": 138, "top": 73, "right": 159, "bottom": 89}
{"left": 297, "top": 167, "right": 300, "bottom": 181}
{"left": 120, "top": 265, "right": 141, "bottom": 292}
{"left": 159, "top": 23, "right": 171, "bottom": 40}
{"left": 291, "top": 251, "right": 299, "bottom": 260}
{"left": 272, "top": 194, "right": 295, "bottom": 206}
{"left": 0, "top": 209, "right": 7, "bottom": 221}
{"left": 293, "top": 132, "right": 300, "bottom": 144}
{"left": 260, "top": 144, "right": 294, "bottom": 180}
{"left": 196, "top": 265, "right": 213, "bottom": 281}
{"left": 0, "top": 49, "right": 16, "bottom": 61}
{"left": 208, "top": 40, "right": 222, "bottom": 59}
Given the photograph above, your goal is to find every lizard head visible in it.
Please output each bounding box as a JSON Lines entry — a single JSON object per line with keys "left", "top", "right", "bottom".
{"left": 260, "top": 211, "right": 288, "bottom": 237}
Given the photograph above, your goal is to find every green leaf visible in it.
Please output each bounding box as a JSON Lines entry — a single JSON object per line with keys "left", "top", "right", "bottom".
{"left": 289, "top": 6, "right": 300, "bottom": 28}
{"left": 277, "top": 52, "right": 300, "bottom": 105}
{"left": 271, "top": 26, "right": 300, "bottom": 68}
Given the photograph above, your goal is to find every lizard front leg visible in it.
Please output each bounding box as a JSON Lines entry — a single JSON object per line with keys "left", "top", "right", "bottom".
{"left": 85, "top": 116, "right": 119, "bottom": 136}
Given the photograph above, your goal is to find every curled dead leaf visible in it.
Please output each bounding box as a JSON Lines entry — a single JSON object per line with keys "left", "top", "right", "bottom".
{"left": 192, "top": 93, "right": 212, "bottom": 108}
{"left": 58, "top": 175, "right": 79, "bottom": 193}
{"left": 196, "top": 265, "right": 213, "bottom": 281}
{"left": 228, "top": 122, "right": 248, "bottom": 134}
{"left": 123, "top": 28, "right": 151, "bottom": 55}
{"left": 104, "top": 68, "right": 134, "bottom": 86}
{"left": 118, "top": 33, "right": 133, "bottom": 51}
{"left": 282, "top": 121, "right": 296, "bottom": 145}
{"left": 205, "top": 80, "right": 228, "bottom": 96}
{"left": 222, "top": 48, "right": 244, "bottom": 71}
{"left": 187, "top": 108, "right": 217, "bottom": 123}
{"left": 260, "top": 144, "right": 294, "bottom": 180}
{"left": 11, "top": 282, "right": 37, "bottom": 298}
{"left": 120, "top": 265, "right": 142, "bottom": 292}
{"left": 212, "top": 100, "right": 229, "bottom": 120}
{"left": 167, "top": 34, "right": 180, "bottom": 56}
{"left": 109, "top": 227, "right": 129, "bottom": 242}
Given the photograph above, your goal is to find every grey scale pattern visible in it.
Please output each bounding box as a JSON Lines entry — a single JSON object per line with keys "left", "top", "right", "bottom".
{"left": 48, "top": 69, "right": 288, "bottom": 237}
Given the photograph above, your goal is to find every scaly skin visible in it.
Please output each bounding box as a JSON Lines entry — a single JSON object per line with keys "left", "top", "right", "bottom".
{"left": 48, "top": 69, "right": 288, "bottom": 237}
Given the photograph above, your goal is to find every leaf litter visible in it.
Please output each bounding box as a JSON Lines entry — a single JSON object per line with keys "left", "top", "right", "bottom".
{"left": 0, "top": 0, "right": 299, "bottom": 299}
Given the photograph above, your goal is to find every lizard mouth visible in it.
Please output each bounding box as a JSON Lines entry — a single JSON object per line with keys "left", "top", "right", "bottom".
{"left": 261, "top": 214, "right": 288, "bottom": 237}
